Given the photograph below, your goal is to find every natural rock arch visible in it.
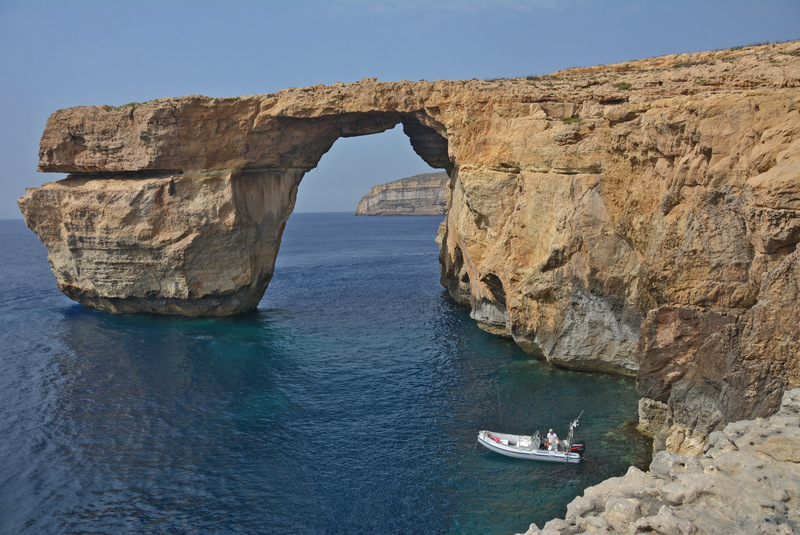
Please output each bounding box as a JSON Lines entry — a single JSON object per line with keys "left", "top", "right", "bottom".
{"left": 19, "top": 43, "right": 800, "bottom": 458}
{"left": 24, "top": 91, "right": 454, "bottom": 316}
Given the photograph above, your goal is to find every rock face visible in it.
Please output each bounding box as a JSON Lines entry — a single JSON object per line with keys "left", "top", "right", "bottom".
{"left": 354, "top": 172, "right": 448, "bottom": 215}
{"left": 18, "top": 169, "right": 301, "bottom": 315}
{"left": 18, "top": 43, "right": 800, "bottom": 455}
{"left": 522, "top": 388, "right": 800, "bottom": 535}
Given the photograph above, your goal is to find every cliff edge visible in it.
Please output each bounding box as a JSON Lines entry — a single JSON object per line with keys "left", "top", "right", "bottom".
{"left": 523, "top": 388, "right": 800, "bottom": 535}
{"left": 354, "top": 172, "right": 448, "bottom": 215}
{"left": 18, "top": 41, "right": 800, "bottom": 457}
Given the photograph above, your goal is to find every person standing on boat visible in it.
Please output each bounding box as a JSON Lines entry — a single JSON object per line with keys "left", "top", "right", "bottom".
{"left": 547, "top": 429, "right": 558, "bottom": 450}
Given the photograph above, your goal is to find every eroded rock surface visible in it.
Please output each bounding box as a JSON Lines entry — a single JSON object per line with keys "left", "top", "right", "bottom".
{"left": 19, "top": 169, "right": 301, "bottom": 315}
{"left": 354, "top": 172, "right": 448, "bottom": 215}
{"left": 18, "top": 42, "right": 800, "bottom": 454}
{"left": 522, "top": 388, "right": 800, "bottom": 535}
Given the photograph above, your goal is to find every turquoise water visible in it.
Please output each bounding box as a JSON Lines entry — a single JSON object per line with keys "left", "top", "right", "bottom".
{"left": 0, "top": 214, "right": 649, "bottom": 534}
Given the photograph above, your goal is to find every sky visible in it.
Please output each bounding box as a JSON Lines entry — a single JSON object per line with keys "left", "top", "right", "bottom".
{"left": 1, "top": 0, "right": 799, "bottom": 218}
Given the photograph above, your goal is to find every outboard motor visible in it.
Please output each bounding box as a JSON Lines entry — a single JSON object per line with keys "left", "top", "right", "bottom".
{"left": 570, "top": 439, "right": 586, "bottom": 456}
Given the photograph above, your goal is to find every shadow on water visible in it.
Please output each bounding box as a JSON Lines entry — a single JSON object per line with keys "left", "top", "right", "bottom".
{"left": 0, "top": 216, "right": 651, "bottom": 534}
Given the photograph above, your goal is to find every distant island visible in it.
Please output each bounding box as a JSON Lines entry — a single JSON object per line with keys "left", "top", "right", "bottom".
{"left": 354, "top": 172, "right": 448, "bottom": 215}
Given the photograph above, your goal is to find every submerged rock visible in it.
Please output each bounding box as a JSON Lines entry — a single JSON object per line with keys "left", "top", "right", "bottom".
{"left": 522, "top": 388, "right": 800, "bottom": 535}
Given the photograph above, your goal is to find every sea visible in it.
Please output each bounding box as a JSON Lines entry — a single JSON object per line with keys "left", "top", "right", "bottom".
{"left": 0, "top": 213, "right": 650, "bottom": 534}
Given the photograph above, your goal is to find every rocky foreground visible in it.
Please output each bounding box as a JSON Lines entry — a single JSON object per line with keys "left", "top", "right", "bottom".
{"left": 523, "top": 388, "right": 800, "bottom": 535}
{"left": 18, "top": 41, "right": 800, "bottom": 460}
{"left": 354, "top": 172, "right": 448, "bottom": 215}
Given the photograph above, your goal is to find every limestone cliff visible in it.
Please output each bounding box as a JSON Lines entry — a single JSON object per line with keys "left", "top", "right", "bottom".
{"left": 354, "top": 172, "right": 448, "bottom": 215}
{"left": 18, "top": 42, "right": 800, "bottom": 457}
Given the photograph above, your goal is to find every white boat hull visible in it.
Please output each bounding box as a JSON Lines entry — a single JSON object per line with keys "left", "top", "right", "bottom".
{"left": 477, "top": 430, "right": 582, "bottom": 464}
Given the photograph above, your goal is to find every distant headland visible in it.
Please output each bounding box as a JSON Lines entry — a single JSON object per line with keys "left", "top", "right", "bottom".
{"left": 354, "top": 172, "right": 448, "bottom": 216}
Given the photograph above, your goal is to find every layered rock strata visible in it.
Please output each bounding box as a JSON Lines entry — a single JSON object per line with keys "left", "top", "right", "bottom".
{"left": 522, "top": 388, "right": 800, "bottom": 535}
{"left": 354, "top": 172, "right": 448, "bottom": 215}
{"left": 19, "top": 169, "right": 301, "bottom": 315}
{"left": 18, "top": 42, "right": 800, "bottom": 455}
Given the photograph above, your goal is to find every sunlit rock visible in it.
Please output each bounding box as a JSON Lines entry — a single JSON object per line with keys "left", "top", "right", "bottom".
{"left": 19, "top": 43, "right": 800, "bottom": 456}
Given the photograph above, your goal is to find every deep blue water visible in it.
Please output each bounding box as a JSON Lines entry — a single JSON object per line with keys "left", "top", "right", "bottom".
{"left": 0, "top": 214, "right": 649, "bottom": 534}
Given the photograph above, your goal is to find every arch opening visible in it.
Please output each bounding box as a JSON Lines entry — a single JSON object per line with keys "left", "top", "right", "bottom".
{"left": 293, "top": 116, "right": 450, "bottom": 214}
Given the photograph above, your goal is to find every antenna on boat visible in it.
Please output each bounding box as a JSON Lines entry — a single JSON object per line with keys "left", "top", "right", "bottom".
{"left": 566, "top": 410, "right": 584, "bottom": 463}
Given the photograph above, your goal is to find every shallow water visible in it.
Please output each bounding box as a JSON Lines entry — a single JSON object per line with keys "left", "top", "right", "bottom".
{"left": 0, "top": 214, "right": 649, "bottom": 534}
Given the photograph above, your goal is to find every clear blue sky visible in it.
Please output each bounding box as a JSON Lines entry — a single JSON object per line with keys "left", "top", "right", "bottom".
{"left": 2, "top": 0, "right": 798, "bottom": 217}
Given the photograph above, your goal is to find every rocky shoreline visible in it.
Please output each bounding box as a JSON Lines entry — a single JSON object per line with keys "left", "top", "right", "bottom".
{"left": 522, "top": 388, "right": 800, "bottom": 534}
